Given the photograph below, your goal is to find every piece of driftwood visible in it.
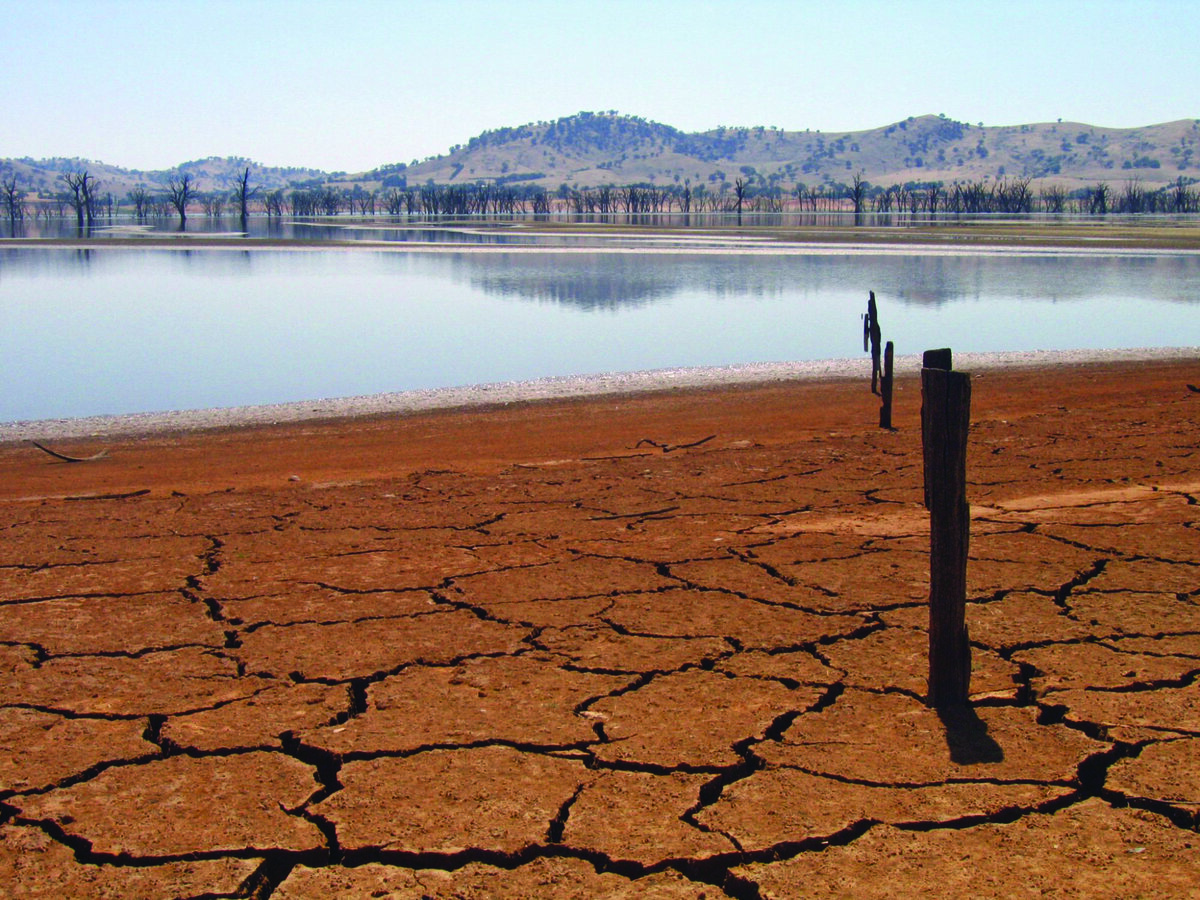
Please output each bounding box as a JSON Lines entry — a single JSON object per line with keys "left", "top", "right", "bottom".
{"left": 65, "top": 489, "right": 150, "bottom": 501}
{"left": 635, "top": 435, "right": 716, "bottom": 453}
{"left": 589, "top": 505, "right": 681, "bottom": 521}
{"left": 922, "top": 349, "right": 972, "bottom": 707}
{"left": 30, "top": 441, "right": 109, "bottom": 463}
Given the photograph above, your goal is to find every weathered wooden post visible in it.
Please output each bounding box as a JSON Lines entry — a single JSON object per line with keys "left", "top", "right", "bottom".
{"left": 922, "top": 348, "right": 971, "bottom": 706}
{"left": 865, "top": 291, "right": 882, "bottom": 394}
{"left": 878, "top": 341, "right": 894, "bottom": 429}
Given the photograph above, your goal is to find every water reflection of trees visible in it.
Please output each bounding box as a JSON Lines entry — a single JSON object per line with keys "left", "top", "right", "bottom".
{"left": 452, "top": 253, "right": 801, "bottom": 311}
{"left": 438, "top": 250, "right": 1200, "bottom": 312}
{"left": 467, "top": 269, "right": 674, "bottom": 311}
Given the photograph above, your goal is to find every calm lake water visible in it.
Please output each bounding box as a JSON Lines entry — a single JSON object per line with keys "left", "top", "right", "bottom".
{"left": 2, "top": 245, "right": 1198, "bottom": 423}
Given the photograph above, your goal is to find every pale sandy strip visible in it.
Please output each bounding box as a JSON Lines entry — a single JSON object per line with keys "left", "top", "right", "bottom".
{"left": 1, "top": 348, "right": 1195, "bottom": 444}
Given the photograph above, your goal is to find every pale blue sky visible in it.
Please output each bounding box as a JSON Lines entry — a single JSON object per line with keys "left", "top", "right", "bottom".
{"left": 4, "top": 0, "right": 1197, "bottom": 173}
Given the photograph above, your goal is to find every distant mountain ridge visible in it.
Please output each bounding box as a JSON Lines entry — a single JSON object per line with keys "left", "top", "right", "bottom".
{"left": 3, "top": 112, "right": 1198, "bottom": 199}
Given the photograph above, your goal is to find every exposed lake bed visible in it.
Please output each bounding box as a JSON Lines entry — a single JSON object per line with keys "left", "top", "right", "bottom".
{"left": 3, "top": 221, "right": 1198, "bottom": 429}
{"left": 1, "top": 359, "right": 1197, "bottom": 897}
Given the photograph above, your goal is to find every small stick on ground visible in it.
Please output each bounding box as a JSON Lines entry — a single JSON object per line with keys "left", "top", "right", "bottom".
{"left": 635, "top": 435, "right": 716, "bottom": 453}
{"left": 30, "top": 441, "right": 109, "bottom": 463}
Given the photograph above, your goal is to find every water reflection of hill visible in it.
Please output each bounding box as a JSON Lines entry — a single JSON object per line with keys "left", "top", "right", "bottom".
{"left": 445, "top": 252, "right": 800, "bottom": 311}
{"left": 431, "top": 250, "right": 1200, "bottom": 311}
{"left": 461, "top": 260, "right": 676, "bottom": 311}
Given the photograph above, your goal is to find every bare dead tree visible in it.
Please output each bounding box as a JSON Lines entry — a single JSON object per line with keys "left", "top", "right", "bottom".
{"left": 1039, "top": 184, "right": 1066, "bottom": 213}
{"left": 347, "top": 184, "right": 375, "bottom": 216}
{"left": 127, "top": 185, "right": 151, "bottom": 219}
{"left": 907, "top": 187, "right": 922, "bottom": 215}
{"left": 232, "top": 167, "right": 257, "bottom": 223}
{"left": 62, "top": 170, "right": 100, "bottom": 227}
{"left": 2, "top": 176, "right": 26, "bottom": 228}
{"left": 38, "top": 198, "right": 65, "bottom": 220}
{"left": 1117, "top": 178, "right": 1146, "bottom": 214}
{"left": 799, "top": 182, "right": 818, "bottom": 212}
{"left": 1088, "top": 182, "right": 1111, "bottom": 215}
{"left": 82, "top": 173, "right": 99, "bottom": 223}
{"left": 382, "top": 187, "right": 404, "bottom": 216}
{"left": 529, "top": 189, "right": 551, "bottom": 216}
{"left": 925, "top": 184, "right": 941, "bottom": 214}
{"left": 62, "top": 176, "right": 85, "bottom": 226}
{"left": 166, "top": 174, "right": 196, "bottom": 225}
{"left": 1169, "top": 177, "right": 1197, "bottom": 213}
{"left": 201, "top": 193, "right": 225, "bottom": 217}
{"left": 754, "top": 188, "right": 782, "bottom": 213}
{"left": 733, "top": 177, "right": 748, "bottom": 223}
{"left": 263, "top": 189, "right": 286, "bottom": 216}
{"left": 319, "top": 188, "right": 343, "bottom": 216}
{"left": 848, "top": 172, "right": 867, "bottom": 216}
{"left": 418, "top": 185, "right": 439, "bottom": 216}
{"left": 1000, "top": 177, "right": 1034, "bottom": 213}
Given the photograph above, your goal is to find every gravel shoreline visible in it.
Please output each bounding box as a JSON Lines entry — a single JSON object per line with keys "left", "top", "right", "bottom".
{"left": 2, "top": 347, "right": 1195, "bottom": 444}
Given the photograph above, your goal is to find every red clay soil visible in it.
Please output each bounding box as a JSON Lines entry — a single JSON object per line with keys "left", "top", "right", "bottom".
{"left": 1, "top": 359, "right": 1198, "bottom": 898}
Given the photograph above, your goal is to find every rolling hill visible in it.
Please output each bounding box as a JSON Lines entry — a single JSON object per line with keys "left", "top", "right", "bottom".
{"left": 389, "top": 112, "right": 1199, "bottom": 192}
{"left": 3, "top": 112, "right": 1198, "bottom": 201}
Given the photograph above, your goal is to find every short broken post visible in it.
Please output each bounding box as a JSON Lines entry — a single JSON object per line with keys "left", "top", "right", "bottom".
{"left": 922, "top": 348, "right": 972, "bottom": 707}
{"left": 878, "top": 341, "right": 894, "bottom": 429}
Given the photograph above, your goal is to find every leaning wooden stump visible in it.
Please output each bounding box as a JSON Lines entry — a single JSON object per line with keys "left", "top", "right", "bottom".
{"left": 922, "top": 348, "right": 972, "bottom": 707}
{"left": 878, "top": 341, "right": 895, "bottom": 429}
{"left": 864, "top": 291, "right": 882, "bottom": 394}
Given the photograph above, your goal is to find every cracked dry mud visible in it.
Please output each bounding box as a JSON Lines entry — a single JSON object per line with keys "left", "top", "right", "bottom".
{"left": 1, "top": 360, "right": 1198, "bottom": 898}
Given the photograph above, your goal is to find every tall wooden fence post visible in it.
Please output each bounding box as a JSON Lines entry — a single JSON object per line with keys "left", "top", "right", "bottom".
{"left": 879, "top": 341, "right": 894, "bottom": 429}
{"left": 922, "top": 348, "right": 972, "bottom": 707}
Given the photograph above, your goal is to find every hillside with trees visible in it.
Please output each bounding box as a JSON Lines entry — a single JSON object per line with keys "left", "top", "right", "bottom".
{"left": 393, "top": 112, "right": 1200, "bottom": 193}
{"left": 2, "top": 113, "right": 1199, "bottom": 223}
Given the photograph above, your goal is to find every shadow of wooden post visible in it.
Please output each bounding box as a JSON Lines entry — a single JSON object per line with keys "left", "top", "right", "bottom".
{"left": 879, "top": 341, "right": 894, "bottom": 429}
{"left": 922, "top": 348, "right": 972, "bottom": 707}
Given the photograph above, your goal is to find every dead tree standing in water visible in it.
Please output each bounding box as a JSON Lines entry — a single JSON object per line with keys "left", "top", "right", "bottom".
{"left": 232, "top": 167, "right": 256, "bottom": 227}
{"left": 2, "top": 176, "right": 26, "bottom": 230}
{"left": 166, "top": 175, "right": 196, "bottom": 227}
{"left": 62, "top": 171, "right": 100, "bottom": 229}
{"left": 864, "top": 291, "right": 882, "bottom": 394}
